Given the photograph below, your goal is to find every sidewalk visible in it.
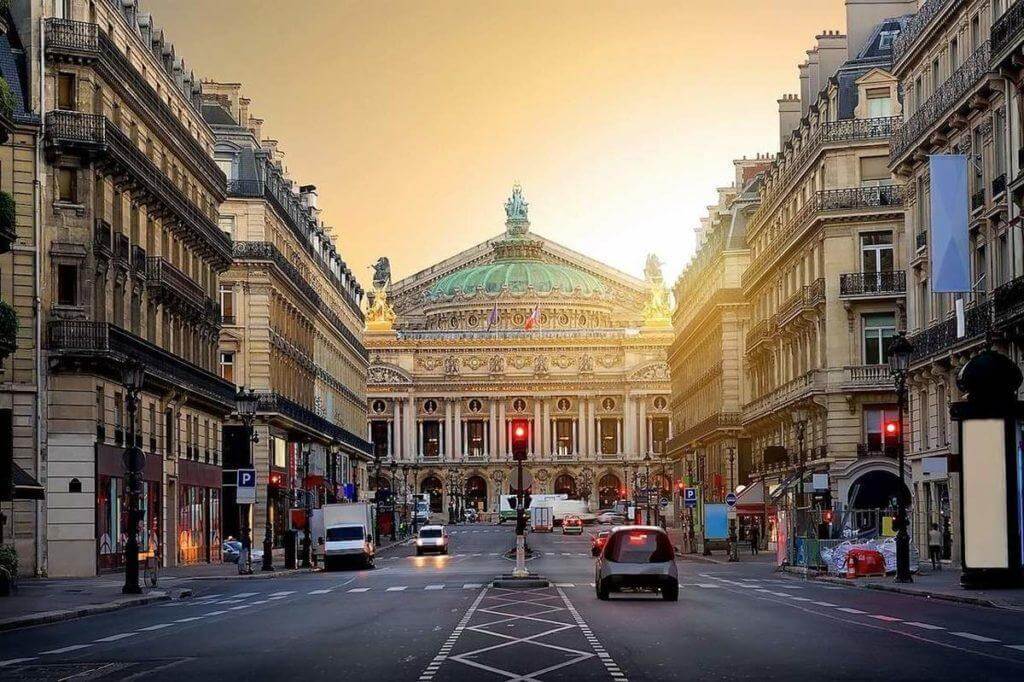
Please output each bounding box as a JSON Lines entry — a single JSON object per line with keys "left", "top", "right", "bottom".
{"left": 1, "top": 534, "right": 416, "bottom": 632}
{"left": 678, "top": 551, "right": 777, "bottom": 565}
{"left": 784, "top": 565, "right": 1024, "bottom": 611}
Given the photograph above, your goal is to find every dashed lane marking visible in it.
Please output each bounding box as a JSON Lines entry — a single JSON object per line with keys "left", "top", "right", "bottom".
{"left": 836, "top": 607, "right": 866, "bottom": 614}
{"left": 309, "top": 589, "right": 333, "bottom": 594}
{"left": 0, "top": 658, "right": 37, "bottom": 667}
{"left": 138, "top": 623, "right": 175, "bottom": 631}
{"left": 462, "top": 583, "right": 483, "bottom": 588}
{"left": 425, "top": 584, "right": 445, "bottom": 590}
{"left": 811, "top": 601, "right": 837, "bottom": 607}
{"left": 348, "top": 587, "right": 370, "bottom": 593}
{"left": 93, "top": 633, "right": 137, "bottom": 642}
{"left": 869, "top": 615, "right": 902, "bottom": 622}
{"left": 905, "top": 621, "right": 944, "bottom": 630}
{"left": 1006, "top": 645, "right": 1024, "bottom": 652}
{"left": 386, "top": 586, "right": 408, "bottom": 592}
{"left": 39, "top": 644, "right": 93, "bottom": 655}
{"left": 952, "top": 632, "right": 1000, "bottom": 643}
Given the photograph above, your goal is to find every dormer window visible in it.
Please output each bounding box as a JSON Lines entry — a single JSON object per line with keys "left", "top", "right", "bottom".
{"left": 878, "top": 30, "right": 899, "bottom": 51}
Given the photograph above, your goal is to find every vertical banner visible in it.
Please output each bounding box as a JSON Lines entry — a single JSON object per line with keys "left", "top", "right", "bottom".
{"left": 929, "top": 155, "right": 971, "bottom": 293}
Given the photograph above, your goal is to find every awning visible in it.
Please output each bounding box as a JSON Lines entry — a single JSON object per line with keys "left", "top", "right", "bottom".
{"left": 734, "top": 480, "right": 766, "bottom": 513}
{"left": 13, "top": 462, "right": 44, "bottom": 500}
{"left": 767, "top": 471, "right": 815, "bottom": 503}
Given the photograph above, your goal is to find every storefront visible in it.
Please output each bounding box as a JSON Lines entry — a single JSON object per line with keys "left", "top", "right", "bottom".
{"left": 96, "top": 444, "right": 162, "bottom": 572}
{"left": 177, "top": 459, "right": 223, "bottom": 565}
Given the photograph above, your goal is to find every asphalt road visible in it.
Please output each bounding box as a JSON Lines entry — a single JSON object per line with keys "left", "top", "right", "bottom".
{"left": 2, "top": 524, "right": 1024, "bottom": 680}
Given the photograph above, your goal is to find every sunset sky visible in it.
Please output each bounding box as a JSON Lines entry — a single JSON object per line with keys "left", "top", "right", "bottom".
{"left": 147, "top": 0, "right": 846, "bottom": 285}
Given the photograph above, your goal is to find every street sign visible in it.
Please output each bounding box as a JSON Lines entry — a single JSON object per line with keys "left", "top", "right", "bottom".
{"left": 683, "top": 487, "right": 697, "bottom": 508}
{"left": 725, "top": 492, "right": 737, "bottom": 508}
{"left": 659, "top": 497, "right": 670, "bottom": 510}
{"left": 237, "top": 468, "right": 257, "bottom": 504}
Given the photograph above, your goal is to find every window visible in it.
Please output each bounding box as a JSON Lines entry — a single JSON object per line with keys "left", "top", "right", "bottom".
{"left": 466, "top": 420, "right": 485, "bottom": 456}
{"left": 218, "top": 215, "right": 235, "bottom": 239}
{"left": 554, "top": 419, "right": 573, "bottom": 456}
{"left": 863, "top": 312, "right": 896, "bottom": 365}
{"left": 604, "top": 529, "right": 674, "bottom": 564}
{"left": 56, "top": 263, "right": 78, "bottom": 306}
{"left": 918, "top": 279, "right": 930, "bottom": 327}
{"left": 96, "top": 386, "right": 105, "bottom": 441}
{"left": 936, "top": 384, "right": 948, "bottom": 446}
{"left": 864, "top": 407, "right": 899, "bottom": 452}
{"left": 599, "top": 418, "right": 618, "bottom": 454}
{"left": 57, "top": 73, "right": 76, "bottom": 110}
{"left": 865, "top": 89, "right": 891, "bottom": 118}
{"left": 859, "top": 156, "right": 891, "bottom": 186}
{"left": 994, "top": 109, "right": 1007, "bottom": 179}
{"left": 949, "top": 37, "right": 959, "bottom": 71}
{"left": 422, "top": 420, "right": 440, "bottom": 456}
{"left": 215, "top": 156, "right": 235, "bottom": 181}
{"left": 57, "top": 167, "right": 78, "bottom": 202}
{"left": 919, "top": 389, "right": 930, "bottom": 450}
{"left": 861, "top": 232, "right": 894, "bottom": 290}
{"left": 370, "top": 421, "right": 389, "bottom": 457}
{"left": 971, "top": 16, "right": 980, "bottom": 51}
{"left": 650, "top": 418, "right": 668, "bottom": 454}
{"left": 114, "top": 391, "right": 124, "bottom": 446}
{"left": 219, "top": 285, "right": 234, "bottom": 323}
{"left": 148, "top": 403, "right": 157, "bottom": 452}
{"left": 878, "top": 30, "right": 898, "bottom": 51}
{"left": 974, "top": 240, "right": 987, "bottom": 294}
{"left": 219, "top": 352, "right": 234, "bottom": 383}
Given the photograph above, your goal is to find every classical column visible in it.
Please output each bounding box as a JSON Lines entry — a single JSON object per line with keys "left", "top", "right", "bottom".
{"left": 488, "top": 399, "right": 497, "bottom": 458}
{"left": 444, "top": 398, "right": 453, "bottom": 460}
{"left": 615, "top": 418, "right": 622, "bottom": 455}
{"left": 532, "top": 400, "right": 542, "bottom": 456}
{"left": 405, "top": 396, "right": 416, "bottom": 460}
{"left": 578, "top": 398, "right": 588, "bottom": 457}
{"left": 572, "top": 418, "right": 579, "bottom": 457}
{"left": 453, "top": 399, "right": 462, "bottom": 460}
{"left": 638, "top": 396, "right": 648, "bottom": 456}
{"left": 392, "top": 400, "right": 401, "bottom": 458}
{"left": 498, "top": 400, "right": 507, "bottom": 458}
{"left": 417, "top": 420, "right": 424, "bottom": 459}
{"left": 623, "top": 396, "right": 634, "bottom": 457}
{"left": 386, "top": 419, "right": 392, "bottom": 457}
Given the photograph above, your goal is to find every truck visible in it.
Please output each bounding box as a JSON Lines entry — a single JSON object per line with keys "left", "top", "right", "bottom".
{"left": 412, "top": 493, "right": 430, "bottom": 525}
{"left": 550, "top": 498, "right": 595, "bottom": 525}
{"left": 530, "top": 505, "right": 553, "bottom": 532}
{"left": 499, "top": 493, "right": 567, "bottom": 523}
{"left": 321, "top": 502, "right": 376, "bottom": 569}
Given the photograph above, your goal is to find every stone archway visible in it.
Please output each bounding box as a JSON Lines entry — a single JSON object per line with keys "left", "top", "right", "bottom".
{"left": 598, "top": 473, "right": 622, "bottom": 509}
{"left": 554, "top": 473, "right": 577, "bottom": 498}
{"left": 848, "top": 469, "right": 911, "bottom": 510}
{"left": 421, "top": 475, "right": 443, "bottom": 513}
{"left": 465, "top": 475, "right": 488, "bottom": 511}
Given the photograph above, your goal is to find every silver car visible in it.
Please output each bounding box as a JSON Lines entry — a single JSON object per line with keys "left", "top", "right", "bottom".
{"left": 415, "top": 525, "right": 450, "bottom": 555}
{"left": 595, "top": 526, "right": 678, "bottom": 601}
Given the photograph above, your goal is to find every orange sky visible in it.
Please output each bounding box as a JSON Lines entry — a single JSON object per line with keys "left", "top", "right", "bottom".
{"left": 147, "top": 0, "right": 846, "bottom": 285}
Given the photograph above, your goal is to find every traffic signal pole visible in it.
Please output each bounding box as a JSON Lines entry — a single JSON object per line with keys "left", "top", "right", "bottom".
{"left": 513, "top": 456, "right": 527, "bottom": 578}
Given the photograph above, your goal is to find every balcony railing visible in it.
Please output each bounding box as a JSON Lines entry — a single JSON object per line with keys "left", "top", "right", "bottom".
{"left": 146, "top": 256, "right": 208, "bottom": 313}
{"left": 892, "top": 0, "right": 963, "bottom": 69}
{"left": 972, "top": 188, "right": 986, "bottom": 211}
{"left": 992, "top": 0, "right": 1024, "bottom": 61}
{"left": 131, "top": 245, "right": 147, "bottom": 273}
{"left": 45, "top": 110, "right": 233, "bottom": 265}
{"left": 743, "top": 370, "right": 824, "bottom": 424}
{"left": 844, "top": 365, "right": 893, "bottom": 388}
{"left": 776, "top": 278, "right": 826, "bottom": 327}
{"left": 891, "top": 40, "right": 992, "bottom": 163}
{"left": 114, "top": 233, "right": 130, "bottom": 263}
{"left": 234, "top": 241, "right": 368, "bottom": 360}
{"left": 755, "top": 117, "right": 899, "bottom": 226}
{"left": 44, "top": 18, "right": 226, "bottom": 197}
{"left": 994, "top": 274, "right": 1024, "bottom": 329}
{"left": 745, "top": 316, "right": 777, "bottom": 351}
{"left": 47, "top": 320, "right": 235, "bottom": 410}
{"left": 675, "top": 412, "right": 741, "bottom": 446}
{"left": 839, "top": 270, "right": 907, "bottom": 297}
{"left": 908, "top": 299, "right": 993, "bottom": 362}
{"left": 745, "top": 186, "right": 902, "bottom": 288}
{"left": 857, "top": 443, "right": 898, "bottom": 458}
{"left": 255, "top": 391, "right": 371, "bottom": 455}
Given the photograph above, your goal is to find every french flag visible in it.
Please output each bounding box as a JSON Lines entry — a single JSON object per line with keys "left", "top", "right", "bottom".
{"left": 524, "top": 306, "right": 540, "bottom": 331}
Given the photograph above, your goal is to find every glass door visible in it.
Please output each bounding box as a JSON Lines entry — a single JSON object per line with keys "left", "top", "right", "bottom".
{"left": 861, "top": 232, "right": 894, "bottom": 292}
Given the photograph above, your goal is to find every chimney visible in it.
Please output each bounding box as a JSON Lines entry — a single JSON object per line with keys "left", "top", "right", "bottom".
{"left": 778, "top": 94, "right": 802, "bottom": 152}
{"left": 300, "top": 184, "right": 319, "bottom": 210}
{"left": 238, "top": 97, "right": 250, "bottom": 129}
{"left": 799, "top": 61, "right": 811, "bottom": 114}
{"left": 805, "top": 47, "right": 821, "bottom": 107}
{"left": 845, "top": 0, "right": 918, "bottom": 57}
{"left": 816, "top": 31, "right": 849, "bottom": 85}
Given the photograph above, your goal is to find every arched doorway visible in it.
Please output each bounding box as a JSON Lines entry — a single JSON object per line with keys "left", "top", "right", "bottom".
{"left": 848, "top": 470, "right": 911, "bottom": 510}
{"left": 421, "top": 476, "right": 443, "bottom": 513}
{"left": 465, "top": 475, "right": 487, "bottom": 511}
{"left": 554, "top": 474, "right": 577, "bottom": 498}
{"left": 598, "top": 473, "right": 621, "bottom": 509}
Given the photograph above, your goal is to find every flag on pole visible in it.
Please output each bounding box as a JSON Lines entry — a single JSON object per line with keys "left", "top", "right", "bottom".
{"left": 486, "top": 304, "right": 499, "bottom": 331}
{"left": 524, "top": 306, "right": 540, "bottom": 331}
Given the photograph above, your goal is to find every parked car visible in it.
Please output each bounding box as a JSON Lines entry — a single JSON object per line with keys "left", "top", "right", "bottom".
{"left": 595, "top": 526, "right": 678, "bottom": 601}
{"left": 591, "top": 530, "right": 611, "bottom": 556}
{"left": 416, "top": 525, "right": 450, "bottom": 555}
{"left": 222, "top": 540, "right": 241, "bottom": 563}
{"left": 562, "top": 515, "right": 584, "bottom": 535}
{"left": 597, "top": 511, "right": 627, "bottom": 525}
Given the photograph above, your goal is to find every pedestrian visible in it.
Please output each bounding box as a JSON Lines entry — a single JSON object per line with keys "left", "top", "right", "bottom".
{"left": 928, "top": 523, "right": 943, "bottom": 571}
{"left": 749, "top": 523, "right": 760, "bottom": 555}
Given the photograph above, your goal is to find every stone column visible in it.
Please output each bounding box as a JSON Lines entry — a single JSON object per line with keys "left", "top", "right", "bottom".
{"left": 488, "top": 399, "right": 497, "bottom": 457}
{"left": 405, "top": 396, "right": 416, "bottom": 459}
{"left": 417, "top": 420, "right": 424, "bottom": 459}
{"left": 638, "top": 396, "right": 648, "bottom": 456}
{"left": 588, "top": 398, "right": 597, "bottom": 457}
{"left": 578, "top": 398, "right": 587, "bottom": 456}
{"left": 615, "top": 418, "right": 622, "bottom": 455}
{"left": 533, "top": 400, "right": 542, "bottom": 456}
{"left": 498, "top": 400, "right": 507, "bottom": 458}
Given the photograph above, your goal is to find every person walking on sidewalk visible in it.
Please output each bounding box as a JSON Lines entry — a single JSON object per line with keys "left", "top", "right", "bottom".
{"left": 749, "top": 523, "right": 760, "bottom": 556}
{"left": 928, "top": 523, "right": 943, "bottom": 570}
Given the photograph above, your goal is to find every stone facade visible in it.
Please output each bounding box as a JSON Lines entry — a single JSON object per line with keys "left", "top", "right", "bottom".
{"left": 365, "top": 187, "right": 672, "bottom": 516}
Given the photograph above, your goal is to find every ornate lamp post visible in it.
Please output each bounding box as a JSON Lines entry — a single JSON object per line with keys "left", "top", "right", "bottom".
{"left": 401, "top": 463, "right": 411, "bottom": 536}
{"left": 791, "top": 406, "right": 809, "bottom": 509}
{"left": 121, "top": 360, "right": 145, "bottom": 594}
{"left": 372, "top": 453, "right": 383, "bottom": 544}
{"left": 234, "top": 387, "right": 259, "bottom": 575}
{"left": 389, "top": 459, "right": 399, "bottom": 540}
{"left": 888, "top": 331, "right": 914, "bottom": 584}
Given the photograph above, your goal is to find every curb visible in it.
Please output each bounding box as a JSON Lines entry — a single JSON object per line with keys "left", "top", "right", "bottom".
{"left": 779, "top": 566, "right": 1021, "bottom": 611}
{"left": 0, "top": 587, "right": 191, "bottom": 633}
{"left": 186, "top": 568, "right": 318, "bottom": 581}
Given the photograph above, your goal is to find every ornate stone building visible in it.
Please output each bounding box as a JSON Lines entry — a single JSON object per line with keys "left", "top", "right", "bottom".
{"left": 201, "top": 82, "right": 371, "bottom": 549}
{"left": 365, "top": 186, "right": 672, "bottom": 515}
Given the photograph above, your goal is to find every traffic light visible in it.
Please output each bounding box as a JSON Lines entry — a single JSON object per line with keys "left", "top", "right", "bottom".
{"left": 510, "top": 419, "right": 529, "bottom": 461}
{"left": 523, "top": 493, "right": 532, "bottom": 510}
{"left": 822, "top": 509, "right": 833, "bottom": 524}
{"left": 884, "top": 420, "right": 899, "bottom": 437}
{"left": 269, "top": 472, "right": 284, "bottom": 486}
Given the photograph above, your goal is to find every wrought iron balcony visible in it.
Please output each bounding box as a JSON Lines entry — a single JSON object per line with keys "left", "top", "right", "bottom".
{"left": 857, "top": 443, "right": 898, "bottom": 458}
{"left": 994, "top": 274, "right": 1024, "bottom": 330}
{"left": 745, "top": 186, "right": 902, "bottom": 289}
{"left": 891, "top": 40, "right": 992, "bottom": 163}
{"left": 908, "top": 299, "right": 993, "bottom": 362}
{"left": 839, "top": 270, "right": 906, "bottom": 297}
{"left": 892, "top": 0, "right": 964, "bottom": 69}
{"left": 776, "top": 278, "right": 826, "bottom": 327}
{"left": 43, "top": 18, "right": 226, "bottom": 198}
{"left": 226, "top": 179, "right": 262, "bottom": 197}
{"left": 742, "top": 370, "right": 824, "bottom": 425}
{"left": 254, "top": 391, "right": 372, "bottom": 455}
{"left": 146, "top": 256, "right": 208, "bottom": 315}
{"left": 234, "top": 241, "right": 368, "bottom": 360}
{"left": 992, "top": 0, "right": 1024, "bottom": 65}
{"left": 745, "top": 316, "right": 777, "bottom": 352}
{"left": 44, "top": 110, "right": 232, "bottom": 266}
{"left": 675, "top": 412, "right": 741, "bottom": 446}
{"left": 47, "top": 320, "right": 235, "bottom": 411}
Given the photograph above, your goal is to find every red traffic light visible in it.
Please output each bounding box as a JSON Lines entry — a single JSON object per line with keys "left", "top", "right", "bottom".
{"left": 514, "top": 424, "right": 526, "bottom": 438}
{"left": 822, "top": 510, "right": 833, "bottom": 523}
{"left": 510, "top": 419, "right": 530, "bottom": 461}
{"left": 884, "top": 420, "right": 899, "bottom": 435}
{"left": 269, "top": 472, "right": 283, "bottom": 486}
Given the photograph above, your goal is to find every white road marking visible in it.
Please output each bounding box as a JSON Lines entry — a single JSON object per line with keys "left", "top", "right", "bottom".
{"left": 308, "top": 589, "right": 333, "bottom": 594}
{"left": 40, "top": 644, "right": 92, "bottom": 655}
{"left": 203, "top": 610, "right": 228, "bottom": 616}
{"left": 425, "top": 584, "right": 445, "bottom": 590}
{"left": 0, "top": 658, "right": 38, "bottom": 667}
{"left": 836, "top": 607, "right": 866, "bottom": 614}
{"left": 138, "top": 623, "right": 175, "bottom": 631}
{"left": 349, "top": 587, "right": 371, "bottom": 593}
{"left": 555, "top": 583, "right": 575, "bottom": 587}
{"left": 952, "top": 632, "right": 1000, "bottom": 643}
{"left": 234, "top": 592, "right": 257, "bottom": 598}
{"left": 462, "top": 583, "right": 482, "bottom": 588}
{"left": 870, "top": 615, "right": 901, "bottom": 622}
{"left": 791, "top": 597, "right": 814, "bottom": 602}
{"left": 94, "top": 632, "right": 138, "bottom": 642}
{"left": 811, "top": 601, "right": 837, "bottom": 607}
{"left": 1005, "top": 644, "right": 1024, "bottom": 652}
{"left": 229, "top": 604, "right": 253, "bottom": 610}
{"left": 905, "top": 621, "right": 944, "bottom": 630}
{"left": 270, "top": 590, "right": 295, "bottom": 596}
{"left": 216, "top": 598, "right": 244, "bottom": 604}
{"left": 386, "top": 586, "right": 408, "bottom": 592}
{"left": 175, "top": 616, "right": 204, "bottom": 622}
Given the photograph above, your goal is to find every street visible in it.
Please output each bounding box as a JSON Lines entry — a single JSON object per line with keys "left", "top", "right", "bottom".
{"left": 2, "top": 524, "right": 1024, "bottom": 680}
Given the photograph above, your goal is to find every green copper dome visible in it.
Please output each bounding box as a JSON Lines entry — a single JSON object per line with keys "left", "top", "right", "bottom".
{"left": 427, "top": 259, "right": 608, "bottom": 299}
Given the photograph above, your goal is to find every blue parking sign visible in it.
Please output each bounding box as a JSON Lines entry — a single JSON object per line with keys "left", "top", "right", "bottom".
{"left": 683, "top": 488, "right": 697, "bottom": 508}
{"left": 237, "top": 468, "right": 256, "bottom": 504}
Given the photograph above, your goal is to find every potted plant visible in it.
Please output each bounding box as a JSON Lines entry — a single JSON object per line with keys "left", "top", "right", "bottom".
{"left": 0, "top": 544, "right": 16, "bottom": 597}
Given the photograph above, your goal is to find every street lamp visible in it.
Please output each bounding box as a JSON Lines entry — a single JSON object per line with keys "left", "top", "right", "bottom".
{"left": 389, "top": 460, "right": 399, "bottom": 540}
{"left": 121, "top": 359, "right": 145, "bottom": 595}
{"left": 401, "top": 463, "right": 411, "bottom": 536}
{"left": 235, "top": 387, "right": 259, "bottom": 574}
{"left": 888, "top": 331, "right": 914, "bottom": 584}
{"left": 791, "top": 406, "right": 809, "bottom": 509}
